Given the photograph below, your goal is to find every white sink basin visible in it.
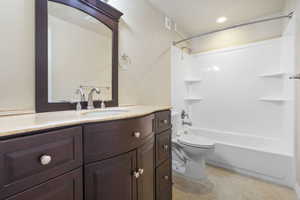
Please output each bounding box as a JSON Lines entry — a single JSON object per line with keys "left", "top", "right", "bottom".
{"left": 82, "top": 109, "right": 129, "bottom": 117}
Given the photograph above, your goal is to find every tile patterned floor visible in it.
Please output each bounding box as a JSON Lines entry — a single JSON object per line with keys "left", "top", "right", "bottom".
{"left": 173, "top": 165, "right": 297, "bottom": 200}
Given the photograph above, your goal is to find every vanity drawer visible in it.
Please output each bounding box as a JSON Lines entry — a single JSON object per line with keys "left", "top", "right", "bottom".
{"left": 156, "top": 130, "right": 171, "bottom": 166}
{"left": 5, "top": 168, "right": 83, "bottom": 200}
{"left": 0, "top": 127, "right": 83, "bottom": 199}
{"left": 155, "top": 111, "right": 171, "bottom": 133}
{"left": 156, "top": 160, "right": 172, "bottom": 200}
{"left": 84, "top": 115, "right": 155, "bottom": 163}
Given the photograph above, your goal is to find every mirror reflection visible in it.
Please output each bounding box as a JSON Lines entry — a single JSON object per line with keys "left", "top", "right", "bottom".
{"left": 47, "top": 1, "right": 112, "bottom": 103}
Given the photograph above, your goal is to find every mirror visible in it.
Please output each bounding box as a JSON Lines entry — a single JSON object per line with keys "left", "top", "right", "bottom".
{"left": 36, "top": 0, "right": 123, "bottom": 112}
{"left": 48, "top": 1, "right": 112, "bottom": 103}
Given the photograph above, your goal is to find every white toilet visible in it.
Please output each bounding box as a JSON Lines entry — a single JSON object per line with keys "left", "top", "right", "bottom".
{"left": 172, "top": 132, "right": 215, "bottom": 180}
{"left": 171, "top": 111, "right": 216, "bottom": 180}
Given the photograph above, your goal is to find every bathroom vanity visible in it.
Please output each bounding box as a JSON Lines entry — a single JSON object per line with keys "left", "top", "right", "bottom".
{"left": 0, "top": 107, "right": 172, "bottom": 200}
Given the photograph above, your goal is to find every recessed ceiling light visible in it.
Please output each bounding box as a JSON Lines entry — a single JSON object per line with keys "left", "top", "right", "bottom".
{"left": 216, "top": 17, "right": 227, "bottom": 24}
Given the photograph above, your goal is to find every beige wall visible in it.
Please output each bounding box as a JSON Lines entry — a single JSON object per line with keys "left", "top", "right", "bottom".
{"left": 0, "top": 0, "right": 182, "bottom": 112}
{"left": 110, "top": 0, "right": 183, "bottom": 106}
{"left": 285, "top": 0, "right": 296, "bottom": 13}
{"left": 0, "top": 1, "right": 35, "bottom": 111}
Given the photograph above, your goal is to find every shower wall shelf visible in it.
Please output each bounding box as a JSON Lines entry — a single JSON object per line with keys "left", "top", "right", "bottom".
{"left": 184, "top": 97, "right": 203, "bottom": 102}
{"left": 259, "top": 72, "right": 285, "bottom": 78}
{"left": 184, "top": 79, "right": 202, "bottom": 84}
{"left": 259, "top": 98, "right": 287, "bottom": 102}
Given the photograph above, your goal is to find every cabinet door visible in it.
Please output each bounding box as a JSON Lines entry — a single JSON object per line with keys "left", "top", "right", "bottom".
{"left": 156, "top": 160, "right": 172, "bottom": 200}
{"left": 155, "top": 111, "right": 171, "bottom": 133}
{"left": 0, "top": 146, "right": 4, "bottom": 193}
{"left": 85, "top": 151, "right": 137, "bottom": 200}
{"left": 0, "top": 127, "right": 82, "bottom": 199}
{"left": 156, "top": 130, "right": 171, "bottom": 166}
{"left": 5, "top": 169, "right": 82, "bottom": 200}
{"left": 137, "top": 137, "right": 155, "bottom": 200}
{"left": 84, "top": 115, "right": 154, "bottom": 163}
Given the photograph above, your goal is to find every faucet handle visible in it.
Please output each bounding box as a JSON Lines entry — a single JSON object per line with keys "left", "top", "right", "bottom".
{"left": 75, "top": 87, "right": 86, "bottom": 102}
{"left": 76, "top": 102, "right": 82, "bottom": 111}
{"left": 101, "top": 101, "right": 106, "bottom": 109}
{"left": 70, "top": 100, "right": 82, "bottom": 111}
{"left": 181, "top": 110, "right": 189, "bottom": 119}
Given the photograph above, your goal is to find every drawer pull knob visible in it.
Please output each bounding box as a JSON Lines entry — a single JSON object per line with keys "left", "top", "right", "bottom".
{"left": 138, "top": 168, "right": 144, "bottom": 175}
{"left": 163, "top": 145, "right": 169, "bottom": 152}
{"left": 133, "top": 132, "right": 141, "bottom": 138}
{"left": 162, "top": 120, "right": 168, "bottom": 124}
{"left": 133, "top": 171, "right": 140, "bottom": 179}
{"left": 40, "top": 155, "right": 52, "bottom": 166}
{"left": 164, "top": 176, "right": 169, "bottom": 180}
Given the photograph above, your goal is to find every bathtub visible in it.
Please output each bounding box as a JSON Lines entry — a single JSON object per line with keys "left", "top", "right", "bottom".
{"left": 184, "top": 127, "right": 295, "bottom": 187}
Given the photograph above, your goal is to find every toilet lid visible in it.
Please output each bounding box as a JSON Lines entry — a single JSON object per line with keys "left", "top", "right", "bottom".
{"left": 178, "top": 134, "right": 215, "bottom": 148}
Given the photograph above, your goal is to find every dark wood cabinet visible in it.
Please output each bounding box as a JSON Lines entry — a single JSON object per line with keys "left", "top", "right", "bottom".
{"left": 155, "top": 111, "right": 172, "bottom": 200}
{"left": 5, "top": 169, "right": 83, "bottom": 200}
{"left": 155, "top": 111, "right": 171, "bottom": 133}
{"left": 156, "top": 130, "right": 171, "bottom": 166}
{"left": 0, "top": 110, "right": 172, "bottom": 200}
{"left": 84, "top": 115, "right": 154, "bottom": 163}
{"left": 137, "top": 138, "right": 155, "bottom": 200}
{"left": 85, "top": 151, "right": 137, "bottom": 200}
{"left": 156, "top": 160, "right": 172, "bottom": 200}
{"left": 0, "top": 149, "right": 4, "bottom": 194}
{"left": 85, "top": 137, "right": 155, "bottom": 200}
{"left": 0, "top": 127, "right": 82, "bottom": 199}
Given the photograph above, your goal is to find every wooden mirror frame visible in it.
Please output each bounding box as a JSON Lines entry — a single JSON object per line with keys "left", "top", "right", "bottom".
{"left": 35, "top": 0, "right": 123, "bottom": 113}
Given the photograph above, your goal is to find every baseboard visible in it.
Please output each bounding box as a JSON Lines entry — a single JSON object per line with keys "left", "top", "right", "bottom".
{"left": 295, "top": 182, "right": 300, "bottom": 200}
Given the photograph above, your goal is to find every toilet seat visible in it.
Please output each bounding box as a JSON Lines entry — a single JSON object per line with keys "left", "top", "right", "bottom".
{"left": 178, "top": 134, "right": 215, "bottom": 149}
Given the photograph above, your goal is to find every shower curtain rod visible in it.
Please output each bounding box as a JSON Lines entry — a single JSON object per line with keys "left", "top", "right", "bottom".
{"left": 173, "top": 12, "right": 294, "bottom": 46}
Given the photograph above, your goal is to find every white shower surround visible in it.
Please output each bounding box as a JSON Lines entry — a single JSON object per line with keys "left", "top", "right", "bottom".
{"left": 171, "top": 20, "right": 295, "bottom": 187}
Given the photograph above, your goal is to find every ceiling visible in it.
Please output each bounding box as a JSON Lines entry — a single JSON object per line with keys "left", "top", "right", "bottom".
{"left": 147, "top": 0, "right": 290, "bottom": 36}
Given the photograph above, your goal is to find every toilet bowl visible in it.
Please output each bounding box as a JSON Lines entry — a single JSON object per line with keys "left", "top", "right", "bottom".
{"left": 172, "top": 132, "right": 215, "bottom": 180}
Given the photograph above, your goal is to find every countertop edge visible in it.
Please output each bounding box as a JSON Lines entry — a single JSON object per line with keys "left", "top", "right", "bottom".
{"left": 0, "top": 106, "right": 171, "bottom": 139}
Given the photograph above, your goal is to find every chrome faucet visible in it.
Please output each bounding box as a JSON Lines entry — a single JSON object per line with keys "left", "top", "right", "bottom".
{"left": 87, "top": 87, "right": 101, "bottom": 110}
{"left": 183, "top": 120, "right": 192, "bottom": 126}
{"left": 181, "top": 110, "right": 192, "bottom": 126}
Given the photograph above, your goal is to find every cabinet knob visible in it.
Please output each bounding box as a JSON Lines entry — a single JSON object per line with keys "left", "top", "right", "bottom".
{"left": 162, "top": 120, "right": 168, "bottom": 124}
{"left": 138, "top": 168, "right": 144, "bottom": 175}
{"left": 163, "top": 145, "right": 169, "bottom": 152}
{"left": 133, "top": 171, "right": 140, "bottom": 179}
{"left": 164, "top": 176, "right": 169, "bottom": 180}
{"left": 40, "top": 155, "right": 52, "bottom": 166}
{"left": 133, "top": 132, "right": 141, "bottom": 138}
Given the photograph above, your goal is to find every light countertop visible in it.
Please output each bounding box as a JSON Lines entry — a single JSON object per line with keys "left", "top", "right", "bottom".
{"left": 0, "top": 105, "right": 171, "bottom": 138}
{"left": 0, "top": 109, "right": 35, "bottom": 117}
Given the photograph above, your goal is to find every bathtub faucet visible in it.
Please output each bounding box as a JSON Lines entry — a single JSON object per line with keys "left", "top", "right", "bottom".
{"left": 182, "top": 120, "right": 192, "bottom": 126}
{"left": 181, "top": 110, "right": 192, "bottom": 126}
{"left": 181, "top": 110, "right": 189, "bottom": 119}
